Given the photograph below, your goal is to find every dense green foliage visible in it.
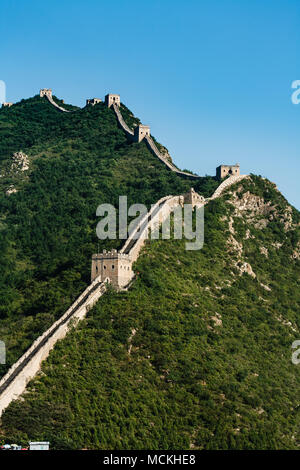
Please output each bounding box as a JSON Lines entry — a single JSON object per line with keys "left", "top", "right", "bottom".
{"left": 1, "top": 174, "right": 299, "bottom": 449}
{"left": 0, "top": 96, "right": 218, "bottom": 377}
{"left": 0, "top": 96, "right": 299, "bottom": 450}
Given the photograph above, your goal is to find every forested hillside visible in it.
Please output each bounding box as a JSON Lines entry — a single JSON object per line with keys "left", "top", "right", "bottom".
{"left": 1, "top": 174, "right": 299, "bottom": 449}
{"left": 0, "top": 96, "right": 299, "bottom": 450}
{"left": 0, "top": 96, "right": 217, "bottom": 378}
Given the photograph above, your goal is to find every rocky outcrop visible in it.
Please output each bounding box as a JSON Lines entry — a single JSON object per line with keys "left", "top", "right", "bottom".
{"left": 10, "top": 151, "right": 29, "bottom": 173}
{"left": 292, "top": 242, "right": 300, "bottom": 260}
{"left": 5, "top": 185, "right": 17, "bottom": 196}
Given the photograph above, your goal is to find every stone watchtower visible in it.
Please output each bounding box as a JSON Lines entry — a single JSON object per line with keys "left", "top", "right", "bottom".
{"left": 134, "top": 124, "right": 150, "bottom": 143}
{"left": 40, "top": 89, "right": 52, "bottom": 99}
{"left": 91, "top": 249, "right": 134, "bottom": 289}
{"left": 216, "top": 164, "right": 240, "bottom": 180}
{"left": 105, "top": 94, "right": 120, "bottom": 108}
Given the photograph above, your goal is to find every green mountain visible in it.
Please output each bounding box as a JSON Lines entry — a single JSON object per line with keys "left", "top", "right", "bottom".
{"left": 0, "top": 96, "right": 299, "bottom": 449}
{"left": 0, "top": 96, "right": 217, "bottom": 375}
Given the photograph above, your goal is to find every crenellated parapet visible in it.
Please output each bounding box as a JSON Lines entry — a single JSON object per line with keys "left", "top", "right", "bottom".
{"left": 86, "top": 98, "right": 102, "bottom": 106}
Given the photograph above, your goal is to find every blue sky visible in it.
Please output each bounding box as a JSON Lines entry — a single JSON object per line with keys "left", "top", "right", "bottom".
{"left": 1, "top": 0, "right": 299, "bottom": 208}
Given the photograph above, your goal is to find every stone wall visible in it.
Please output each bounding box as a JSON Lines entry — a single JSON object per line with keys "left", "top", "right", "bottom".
{"left": 86, "top": 98, "right": 102, "bottom": 106}
{"left": 0, "top": 277, "right": 108, "bottom": 417}
{"left": 102, "top": 177, "right": 248, "bottom": 288}
{"left": 209, "top": 174, "right": 248, "bottom": 200}
{"left": 112, "top": 103, "right": 134, "bottom": 137}
{"left": 111, "top": 103, "right": 202, "bottom": 178}
{"left": 45, "top": 94, "right": 70, "bottom": 112}
{"left": 42, "top": 90, "right": 243, "bottom": 187}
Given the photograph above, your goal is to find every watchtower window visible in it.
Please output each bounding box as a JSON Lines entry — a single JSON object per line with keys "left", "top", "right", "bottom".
{"left": 104, "top": 265, "right": 106, "bottom": 269}
{"left": 112, "top": 265, "right": 115, "bottom": 269}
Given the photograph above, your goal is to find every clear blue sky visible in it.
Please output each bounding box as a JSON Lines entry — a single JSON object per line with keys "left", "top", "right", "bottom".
{"left": 1, "top": 0, "right": 299, "bottom": 208}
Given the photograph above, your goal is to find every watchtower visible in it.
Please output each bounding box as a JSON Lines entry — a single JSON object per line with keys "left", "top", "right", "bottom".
{"left": 216, "top": 164, "right": 240, "bottom": 180}
{"left": 134, "top": 124, "right": 150, "bottom": 143}
{"left": 2, "top": 102, "right": 13, "bottom": 108}
{"left": 105, "top": 94, "right": 120, "bottom": 108}
{"left": 86, "top": 98, "right": 102, "bottom": 106}
{"left": 91, "top": 249, "right": 133, "bottom": 289}
{"left": 40, "top": 88, "right": 52, "bottom": 99}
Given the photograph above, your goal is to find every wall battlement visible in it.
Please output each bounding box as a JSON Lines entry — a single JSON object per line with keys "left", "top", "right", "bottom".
{"left": 86, "top": 98, "right": 102, "bottom": 106}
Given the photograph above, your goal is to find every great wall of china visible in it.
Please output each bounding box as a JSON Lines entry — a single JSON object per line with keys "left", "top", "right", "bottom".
{"left": 3, "top": 89, "right": 241, "bottom": 179}
{"left": 0, "top": 89, "right": 248, "bottom": 417}
{"left": 40, "top": 89, "right": 240, "bottom": 180}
